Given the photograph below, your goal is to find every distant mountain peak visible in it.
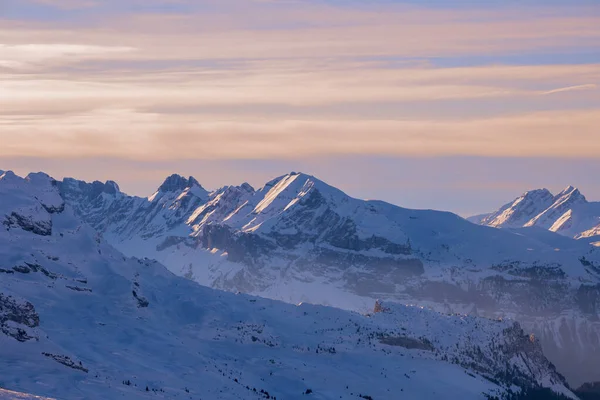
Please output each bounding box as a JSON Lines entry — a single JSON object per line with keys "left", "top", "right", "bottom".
{"left": 470, "top": 187, "right": 555, "bottom": 228}
{"left": 104, "top": 180, "right": 121, "bottom": 195}
{"left": 560, "top": 185, "right": 578, "bottom": 194}
{"left": 25, "top": 171, "right": 52, "bottom": 182}
{"left": 239, "top": 182, "right": 255, "bottom": 193}
{"left": 470, "top": 185, "right": 598, "bottom": 239}
{"left": 523, "top": 188, "right": 553, "bottom": 197}
{"left": 0, "top": 170, "right": 19, "bottom": 182}
{"left": 555, "top": 185, "right": 587, "bottom": 203}
{"left": 263, "top": 171, "right": 306, "bottom": 187}
{"left": 60, "top": 178, "right": 122, "bottom": 200}
{"left": 157, "top": 174, "right": 203, "bottom": 193}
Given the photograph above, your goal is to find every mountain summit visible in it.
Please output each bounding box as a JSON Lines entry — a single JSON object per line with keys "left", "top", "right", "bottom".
{"left": 470, "top": 186, "right": 600, "bottom": 240}
{"left": 157, "top": 174, "right": 203, "bottom": 193}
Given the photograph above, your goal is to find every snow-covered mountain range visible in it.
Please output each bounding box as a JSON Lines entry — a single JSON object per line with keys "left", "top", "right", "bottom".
{"left": 52, "top": 171, "right": 600, "bottom": 388}
{"left": 469, "top": 186, "right": 600, "bottom": 242}
{"left": 0, "top": 170, "right": 578, "bottom": 400}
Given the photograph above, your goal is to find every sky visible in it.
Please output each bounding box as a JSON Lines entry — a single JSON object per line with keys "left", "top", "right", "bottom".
{"left": 0, "top": 0, "right": 599, "bottom": 216}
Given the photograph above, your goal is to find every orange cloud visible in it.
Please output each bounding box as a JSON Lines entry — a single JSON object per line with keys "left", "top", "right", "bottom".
{"left": 1, "top": 109, "right": 598, "bottom": 160}
{"left": 1, "top": 2, "right": 599, "bottom": 162}
{"left": 1, "top": 61, "right": 598, "bottom": 114}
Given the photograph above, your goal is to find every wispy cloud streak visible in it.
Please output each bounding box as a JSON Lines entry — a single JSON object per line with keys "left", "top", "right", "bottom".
{"left": 0, "top": 0, "right": 599, "bottom": 163}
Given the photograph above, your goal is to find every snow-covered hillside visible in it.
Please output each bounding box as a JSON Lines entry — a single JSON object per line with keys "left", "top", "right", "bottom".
{"left": 55, "top": 172, "right": 600, "bottom": 386}
{"left": 0, "top": 171, "right": 577, "bottom": 400}
{"left": 469, "top": 186, "right": 600, "bottom": 240}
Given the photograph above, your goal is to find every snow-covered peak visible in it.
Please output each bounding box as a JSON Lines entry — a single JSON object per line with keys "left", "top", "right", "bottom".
{"left": 60, "top": 178, "right": 122, "bottom": 199}
{"left": 261, "top": 172, "right": 336, "bottom": 193}
{"left": 149, "top": 174, "right": 209, "bottom": 203}
{"left": 104, "top": 180, "right": 120, "bottom": 194}
{"left": 25, "top": 172, "right": 53, "bottom": 184}
{"left": 255, "top": 172, "right": 349, "bottom": 210}
{"left": 525, "top": 188, "right": 554, "bottom": 200}
{"left": 239, "top": 182, "right": 255, "bottom": 193}
{"left": 474, "top": 188, "right": 555, "bottom": 228}
{"left": 525, "top": 186, "right": 588, "bottom": 230}
{"left": 156, "top": 174, "right": 203, "bottom": 193}
{"left": 0, "top": 171, "right": 64, "bottom": 237}
{"left": 471, "top": 185, "right": 599, "bottom": 240}
{"left": 253, "top": 173, "right": 307, "bottom": 214}
{"left": 558, "top": 185, "right": 579, "bottom": 196}
{"left": 0, "top": 171, "right": 62, "bottom": 209}
{"left": 0, "top": 170, "right": 21, "bottom": 183}
{"left": 554, "top": 185, "right": 587, "bottom": 204}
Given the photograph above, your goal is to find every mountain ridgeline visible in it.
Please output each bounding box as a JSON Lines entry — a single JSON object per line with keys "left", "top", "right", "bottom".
{"left": 54, "top": 171, "right": 600, "bottom": 387}
{"left": 469, "top": 186, "right": 600, "bottom": 241}
{"left": 0, "top": 170, "right": 582, "bottom": 399}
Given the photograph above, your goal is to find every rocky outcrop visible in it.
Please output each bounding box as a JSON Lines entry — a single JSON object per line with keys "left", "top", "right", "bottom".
{"left": 0, "top": 293, "right": 39, "bottom": 342}
{"left": 42, "top": 353, "right": 88, "bottom": 373}
{"left": 3, "top": 211, "right": 53, "bottom": 236}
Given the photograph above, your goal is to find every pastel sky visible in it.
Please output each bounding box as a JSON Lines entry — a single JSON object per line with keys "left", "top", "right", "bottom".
{"left": 1, "top": 0, "right": 599, "bottom": 216}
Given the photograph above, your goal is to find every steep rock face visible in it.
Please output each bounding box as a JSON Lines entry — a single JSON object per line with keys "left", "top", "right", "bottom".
{"left": 0, "top": 171, "right": 576, "bottom": 400}
{"left": 59, "top": 172, "right": 600, "bottom": 386}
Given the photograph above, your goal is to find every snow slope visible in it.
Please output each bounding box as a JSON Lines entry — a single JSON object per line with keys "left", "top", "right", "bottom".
{"left": 56, "top": 172, "right": 600, "bottom": 387}
{"left": 0, "top": 171, "right": 576, "bottom": 400}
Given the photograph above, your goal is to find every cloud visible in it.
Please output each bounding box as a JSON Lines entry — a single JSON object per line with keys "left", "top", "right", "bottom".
{"left": 1, "top": 61, "right": 598, "bottom": 115}
{"left": 1, "top": 1, "right": 599, "bottom": 164}
{"left": 542, "top": 83, "right": 598, "bottom": 95}
{"left": 2, "top": 2, "right": 600, "bottom": 61}
{"left": 29, "top": 0, "right": 99, "bottom": 9}
{"left": 1, "top": 109, "right": 598, "bottom": 160}
{"left": 0, "top": 44, "right": 136, "bottom": 71}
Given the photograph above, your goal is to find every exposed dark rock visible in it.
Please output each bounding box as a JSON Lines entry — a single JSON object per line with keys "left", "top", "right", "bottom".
{"left": 199, "top": 225, "right": 276, "bottom": 264}
{"left": 3, "top": 212, "right": 52, "bottom": 236}
{"left": 379, "top": 335, "right": 435, "bottom": 351}
{"left": 132, "top": 290, "right": 149, "bottom": 308}
{"left": 10, "top": 263, "right": 58, "bottom": 280}
{"left": 66, "top": 285, "right": 93, "bottom": 293}
{"left": 41, "top": 202, "right": 65, "bottom": 214}
{"left": 42, "top": 352, "right": 89, "bottom": 373}
{"left": 0, "top": 293, "right": 39, "bottom": 342}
